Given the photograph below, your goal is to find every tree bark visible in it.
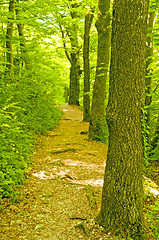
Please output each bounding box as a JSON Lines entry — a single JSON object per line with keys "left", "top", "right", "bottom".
{"left": 69, "top": 52, "right": 80, "bottom": 105}
{"left": 6, "top": 0, "right": 15, "bottom": 73}
{"left": 97, "top": 0, "right": 149, "bottom": 239}
{"left": 68, "top": 1, "right": 81, "bottom": 106}
{"left": 83, "top": 9, "right": 94, "bottom": 122}
{"left": 60, "top": 21, "right": 80, "bottom": 106}
{"left": 89, "top": 0, "right": 111, "bottom": 140}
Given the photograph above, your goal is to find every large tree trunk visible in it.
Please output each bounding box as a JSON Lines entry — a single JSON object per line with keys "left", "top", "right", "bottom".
{"left": 68, "top": 1, "right": 81, "bottom": 106}
{"left": 83, "top": 9, "right": 94, "bottom": 121}
{"left": 89, "top": 0, "right": 111, "bottom": 140}
{"left": 69, "top": 52, "right": 80, "bottom": 105}
{"left": 97, "top": 0, "right": 149, "bottom": 239}
{"left": 6, "top": 0, "right": 15, "bottom": 73}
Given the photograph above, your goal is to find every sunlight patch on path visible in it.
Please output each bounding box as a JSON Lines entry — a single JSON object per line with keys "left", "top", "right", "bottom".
{"left": 32, "top": 170, "right": 104, "bottom": 187}
{"left": 60, "top": 104, "right": 83, "bottom": 121}
{"left": 72, "top": 179, "right": 104, "bottom": 187}
{"left": 32, "top": 170, "right": 159, "bottom": 196}
{"left": 63, "top": 159, "right": 105, "bottom": 173}
{"left": 146, "top": 187, "right": 159, "bottom": 196}
{"left": 32, "top": 168, "right": 71, "bottom": 180}
{"left": 32, "top": 171, "right": 54, "bottom": 179}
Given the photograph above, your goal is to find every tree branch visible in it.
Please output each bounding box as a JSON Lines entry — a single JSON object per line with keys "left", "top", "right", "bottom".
{"left": 59, "top": 24, "right": 71, "bottom": 63}
{"left": 153, "top": 83, "right": 159, "bottom": 93}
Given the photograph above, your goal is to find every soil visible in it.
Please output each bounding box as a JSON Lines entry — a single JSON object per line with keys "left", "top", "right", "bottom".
{"left": 0, "top": 105, "right": 109, "bottom": 240}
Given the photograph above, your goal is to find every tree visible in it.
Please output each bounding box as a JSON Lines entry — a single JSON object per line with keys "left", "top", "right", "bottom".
{"left": 83, "top": 8, "right": 94, "bottom": 121}
{"left": 6, "top": 0, "right": 15, "bottom": 73}
{"left": 68, "top": 1, "right": 81, "bottom": 105}
{"left": 59, "top": 1, "right": 82, "bottom": 106}
{"left": 15, "top": 0, "right": 27, "bottom": 69}
{"left": 96, "top": 0, "right": 149, "bottom": 239}
{"left": 89, "top": 0, "right": 111, "bottom": 140}
{"left": 0, "top": 2, "right": 6, "bottom": 68}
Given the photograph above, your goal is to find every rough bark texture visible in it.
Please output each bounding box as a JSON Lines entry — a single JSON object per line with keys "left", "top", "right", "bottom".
{"left": 83, "top": 9, "right": 94, "bottom": 122}
{"left": 68, "top": 2, "right": 81, "bottom": 106}
{"left": 97, "top": 0, "right": 149, "bottom": 239}
{"left": 69, "top": 52, "right": 80, "bottom": 106}
{"left": 145, "top": 11, "right": 156, "bottom": 146}
{"left": 89, "top": 0, "right": 111, "bottom": 140}
{"left": 6, "top": 0, "right": 15, "bottom": 72}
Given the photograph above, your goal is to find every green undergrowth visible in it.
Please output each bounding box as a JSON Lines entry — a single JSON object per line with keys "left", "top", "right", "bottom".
{"left": 0, "top": 75, "right": 63, "bottom": 203}
{"left": 143, "top": 178, "right": 159, "bottom": 239}
{"left": 144, "top": 196, "right": 159, "bottom": 239}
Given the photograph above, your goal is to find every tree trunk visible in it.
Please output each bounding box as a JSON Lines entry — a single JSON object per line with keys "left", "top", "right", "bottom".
{"left": 69, "top": 52, "right": 80, "bottom": 105}
{"left": 59, "top": 1, "right": 81, "bottom": 106}
{"left": 83, "top": 9, "right": 94, "bottom": 121}
{"left": 1, "top": 24, "right": 5, "bottom": 67}
{"left": 6, "top": 0, "right": 15, "bottom": 73}
{"left": 15, "top": 0, "right": 27, "bottom": 68}
{"left": 89, "top": 0, "right": 111, "bottom": 140}
{"left": 68, "top": 1, "right": 81, "bottom": 106}
{"left": 97, "top": 0, "right": 149, "bottom": 239}
{"left": 59, "top": 23, "right": 80, "bottom": 105}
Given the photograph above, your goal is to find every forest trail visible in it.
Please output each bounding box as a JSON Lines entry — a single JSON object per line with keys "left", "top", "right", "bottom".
{"left": 0, "top": 104, "right": 109, "bottom": 240}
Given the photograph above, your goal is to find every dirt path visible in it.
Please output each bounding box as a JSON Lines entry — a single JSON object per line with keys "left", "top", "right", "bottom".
{"left": 0, "top": 105, "right": 108, "bottom": 240}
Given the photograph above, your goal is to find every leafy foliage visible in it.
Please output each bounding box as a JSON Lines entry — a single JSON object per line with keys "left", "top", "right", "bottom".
{"left": 0, "top": 72, "right": 63, "bottom": 199}
{"left": 0, "top": 84, "right": 33, "bottom": 199}
{"left": 0, "top": 0, "right": 77, "bottom": 200}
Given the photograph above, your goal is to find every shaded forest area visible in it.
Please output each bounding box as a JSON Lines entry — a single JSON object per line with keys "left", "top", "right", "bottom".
{"left": 0, "top": 0, "right": 159, "bottom": 239}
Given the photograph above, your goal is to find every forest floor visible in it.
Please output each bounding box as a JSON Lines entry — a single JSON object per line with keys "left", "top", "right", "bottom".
{"left": 0, "top": 104, "right": 159, "bottom": 240}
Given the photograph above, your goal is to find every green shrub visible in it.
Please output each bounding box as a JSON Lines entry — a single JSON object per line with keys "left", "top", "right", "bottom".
{"left": 0, "top": 101, "right": 33, "bottom": 199}
{"left": 0, "top": 74, "right": 62, "bottom": 200}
